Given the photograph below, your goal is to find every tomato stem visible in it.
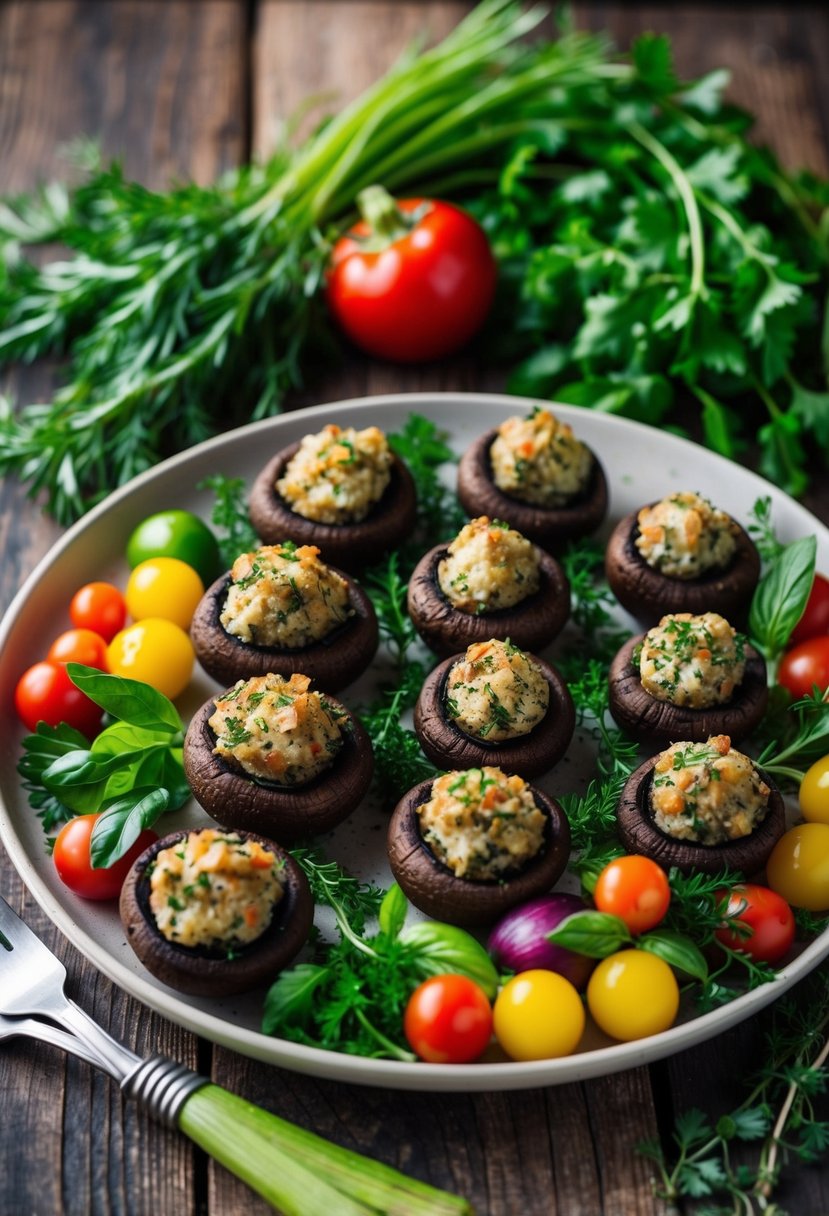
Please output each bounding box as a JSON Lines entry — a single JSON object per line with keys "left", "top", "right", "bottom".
{"left": 356, "top": 185, "right": 423, "bottom": 247}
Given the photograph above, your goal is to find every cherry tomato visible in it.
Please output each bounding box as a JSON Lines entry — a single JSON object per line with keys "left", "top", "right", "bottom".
{"left": 126, "top": 509, "right": 221, "bottom": 585}
{"left": 14, "top": 661, "right": 103, "bottom": 737}
{"left": 593, "top": 855, "right": 671, "bottom": 934}
{"left": 403, "top": 974, "right": 493, "bottom": 1064}
{"left": 777, "top": 637, "right": 829, "bottom": 701}
{"left": 53, "top": 814, "right": 157, "bottom": 900}
{"left": 766, "top": 823, "right": 829, "bottom": 911}
{"left": 106, "top": 619, "right": 194, "bottom": 700}
{"left": 714, "top": 884, "right": 795, "bottom": 964}
{"left": 799, "top": 755, "right": 829, "bottom": 825}
{"left": 69, "top": 582, "right": 127, "bottom": 643}
{"left": 493, "top": 970, "right": 585, "bottom": 1061}
{"left": 587, "top": 950, "right": 679, "bottom": 1041}
{"left": 790, "top": 573, "right": 829, "bottom": 646}
{"left": 327, "top": 187, "right": 496, "bottom": 363}
{"left": 47, "top": 628, "right": 109, "bottom": 671}
{"left": 125, "top": 557, "right": 204, "bottom": 630}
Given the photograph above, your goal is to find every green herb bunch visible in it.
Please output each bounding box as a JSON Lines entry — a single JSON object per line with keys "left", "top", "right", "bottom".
{"left": 482, "top": 33, "right": 829, "bottom": 496}
{"left": 0, "top": 1, "right": 612, "bottom": 522}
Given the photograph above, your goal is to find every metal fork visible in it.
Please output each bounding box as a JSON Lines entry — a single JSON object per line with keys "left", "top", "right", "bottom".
{"left": 0, "top": 896, "right": 206, "bottom": 1122}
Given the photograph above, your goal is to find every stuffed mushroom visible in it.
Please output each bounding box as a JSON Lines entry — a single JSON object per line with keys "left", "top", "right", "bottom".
{"left": 183, "top": 672, "right": 373, "bottom": 841}
{"left": 414, "top": 638, "right": 575, "bottom": 777}
{"left": 605, "top": 491, "right": 760, "bottom": 624}
{"left": 249, "top": 423, "right": 416, "bottom": 569}
{"left": 608, "top": 612, "right": 768, "bottom": 745}
{"left": 407, "top": 516, "right": 570, "bottom": 657}
{"left": 617, "top": 734, "right": 785, "bottom": 875}
{"left": 457, "top": 407, "right": 608, "bottom": 547}
{"left": 190, "top": 541, "right": 378, "bottom": 690}
{"left": 388, "top": 766, "right": 571, "bottom": 926}
{"left": 119, "top": 827, "right": 314, "bottom": 996}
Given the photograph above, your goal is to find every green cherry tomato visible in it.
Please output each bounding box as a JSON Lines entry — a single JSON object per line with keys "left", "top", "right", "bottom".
{"left": 126, "top": 509, "right": 221, "bottom": 585}
{"left": 799, "top": 755, "right": 829, "bottom": 825}
{"left": 125, "top": 557, "right": 204, "bottom": 630}
{"left": 106, "top": 619, "right": 194, "bottom": 700}
{"left": 493, "top": 969, "right": 585, "bottom": 1061}
{"left": 587, "top": 950, "right": 679, "bottom": 1041}
{"left": 766, "top": 824, "right": 829, "bottom": 911}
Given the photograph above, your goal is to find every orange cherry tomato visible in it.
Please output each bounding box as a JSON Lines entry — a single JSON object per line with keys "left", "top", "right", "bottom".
{"left": 593, "top": 855, "right": 671, "bottom": 934}
{"left": 47, "top": 628, "right": 109, "bottom": 671}
{"left": 69, "top": 582, "right": 127, "bottom": 643}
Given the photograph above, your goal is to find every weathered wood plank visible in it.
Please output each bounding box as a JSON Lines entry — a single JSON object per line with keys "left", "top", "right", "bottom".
{"left": 0, "top": 3, "right": 248, "bottom": 1214}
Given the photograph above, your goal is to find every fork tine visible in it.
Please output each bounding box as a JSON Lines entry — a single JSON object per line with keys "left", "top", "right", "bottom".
{"left": 0, "top": 894, "right": 139, "bottom": 1078}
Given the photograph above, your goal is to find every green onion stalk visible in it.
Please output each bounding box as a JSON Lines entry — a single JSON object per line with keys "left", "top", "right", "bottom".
{"left": 0, "top": 0, "right": 612, "bottom": 523}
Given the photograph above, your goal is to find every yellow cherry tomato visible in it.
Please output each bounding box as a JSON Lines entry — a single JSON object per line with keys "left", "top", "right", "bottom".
{"left": 587, "top": 950, "right": 679, "bottom": 1042}
{"left": 799, "top": 756, "right": 829, "bottom": 825}
{"left": 125, "top": 557, "right": 204, "bottom": 630}
{"left": 492, "top": 969, "right": 585, "bottom": 1061}
{"left": 766, "top": 823, "right": 829, "bottom": 911}
{"left": 107, "top": 619, "right": 194, "bottom": 700}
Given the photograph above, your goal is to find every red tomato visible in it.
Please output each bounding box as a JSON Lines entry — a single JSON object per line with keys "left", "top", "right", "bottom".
{"left": 790, "top": 573, "right": 829, "bottom": 646}
{"left": 778, "top": 637, "right": 829, "bottom": 700}
{"left": 593, "top": 855, "right": 671, "bottom": 934}
{"left": 403, "top": 974, "right": 493, "bottom": 1064}
{"left": 47, "top": 628, "right": 109, "bottom": 671}
{"left": 69, "top": 582, "right": 127, "bottom": 643}
{"left": 53, "top": 815, "right": 157, "bottom": 901}
{"left": 714, "top": 884, "right": 795, "bottom": 964}
{"left": 14, "top": 661, "right": 103, "bottom": 737}
{"left": 327, "top": 187, "right": 496, "bottom": 363}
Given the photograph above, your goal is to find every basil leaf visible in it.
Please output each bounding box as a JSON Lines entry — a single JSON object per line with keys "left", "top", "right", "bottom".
{"left": 400, "top": 921, "right": 499, "bottom": 1000}
{"left": 90, "top": 786, "right": 170, "bottom": 867}
{"left": 639, "top": 930, "right": 709, "bottom": 982}
{"left": 749, "top": 535, "right": 817, "bottom": 661}
{"left": 43, "top": 747, "right": 145, "bottom": 787}
{"left": 66, "top": 664, "right": 183, "bottom": 733}
{"left": 134, "top": 748, "right": 191, "bottom": 809}
{"left": 378, "top": 883, "right": 408, "bottom": 939}
{"left": 262, "top": 964, "right": 328, "bottom": 1035}
{"left": 547, "top": 910, "right": 632, "bottom": 958}
{"left": 92, "top": 721, "right": 175, "bottom": 755}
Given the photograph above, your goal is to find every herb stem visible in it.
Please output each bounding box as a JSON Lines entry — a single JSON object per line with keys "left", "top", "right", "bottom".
{"left": 627, "top": 119, "right": 706, "bottom": 298}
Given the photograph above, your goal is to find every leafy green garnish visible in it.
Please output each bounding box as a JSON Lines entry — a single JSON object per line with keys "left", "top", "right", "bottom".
{"left": 18, "top": 665, "right": 188, "bottom": 866}
{"left": 748, "top": 534, "right": 816, "bottom": 670}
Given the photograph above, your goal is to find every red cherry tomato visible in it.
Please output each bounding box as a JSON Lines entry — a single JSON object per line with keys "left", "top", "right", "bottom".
{"left": 714, "top": 884, "right": 795, "bottom": 964}
{"left": 47, "top": 628, "right": 109, "bottom": 671}
{"left": 14, "top": 661, "right": 103, "bottom": 737}
{"left": 69, "top": 582, "right": 127, "bottom": 643}
{"left": 403, "top": 974, "right": 493, "bottom": 1064}
{"left": 327, "top": 187, "right": 496, "bottom": 363}
{"left": 778, "top": 637, "right": 829, "bottom": 700}
{"left": 790, "top": 573, "right": 829, "bottom": 646}
{"left": 53, "top": 815, "right": 157, "bottom": 901}
{"left": 593, "top": 855, "right": 671, "bottom": 934}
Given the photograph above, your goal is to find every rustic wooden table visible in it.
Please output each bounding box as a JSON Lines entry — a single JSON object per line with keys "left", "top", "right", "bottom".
{"left": 1, "top": 3, "right": 828, "bottom": 1213}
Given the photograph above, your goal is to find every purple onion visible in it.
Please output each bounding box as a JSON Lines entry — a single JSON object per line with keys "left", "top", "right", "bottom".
{"left": 486, "top": 893, "right": 596, "bottom": 991}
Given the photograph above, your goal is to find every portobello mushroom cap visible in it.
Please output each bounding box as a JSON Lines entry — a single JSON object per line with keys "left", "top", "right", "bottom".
{"left": 387, "top": 779, "right": 571, "bottom": 926}
{"left": 407, "top": 543, "right": 570, "bottom": 658}
{"left": 414, "top": 653, "right": 575, "bottom": 778}
{"left": 248, "top": 442, "right": 417, "bottom": 570}
{"left": 119, "top": 828, "right": 313, "bottom": 996}
{"left": 456, "top": 428, "right": 608, "bottom": 548}
{"left": 183, "top": 694, "right": 373, "bottom": 841}
{"left": 189, "top": 568, "right": 378, "bottom": 691}
{"left": 604, "top": 509, "right": 761, "bottom": 626}
{"left": 617, "top": 756, "right": 785, "bottom": 876}
{"left": 608, "top": 634, "right": 768, "bottom": 745}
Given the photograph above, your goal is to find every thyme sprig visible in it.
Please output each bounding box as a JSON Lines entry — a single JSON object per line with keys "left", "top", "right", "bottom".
{"left": 641, "top": 962, "right": 829, "bottom": 1212}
